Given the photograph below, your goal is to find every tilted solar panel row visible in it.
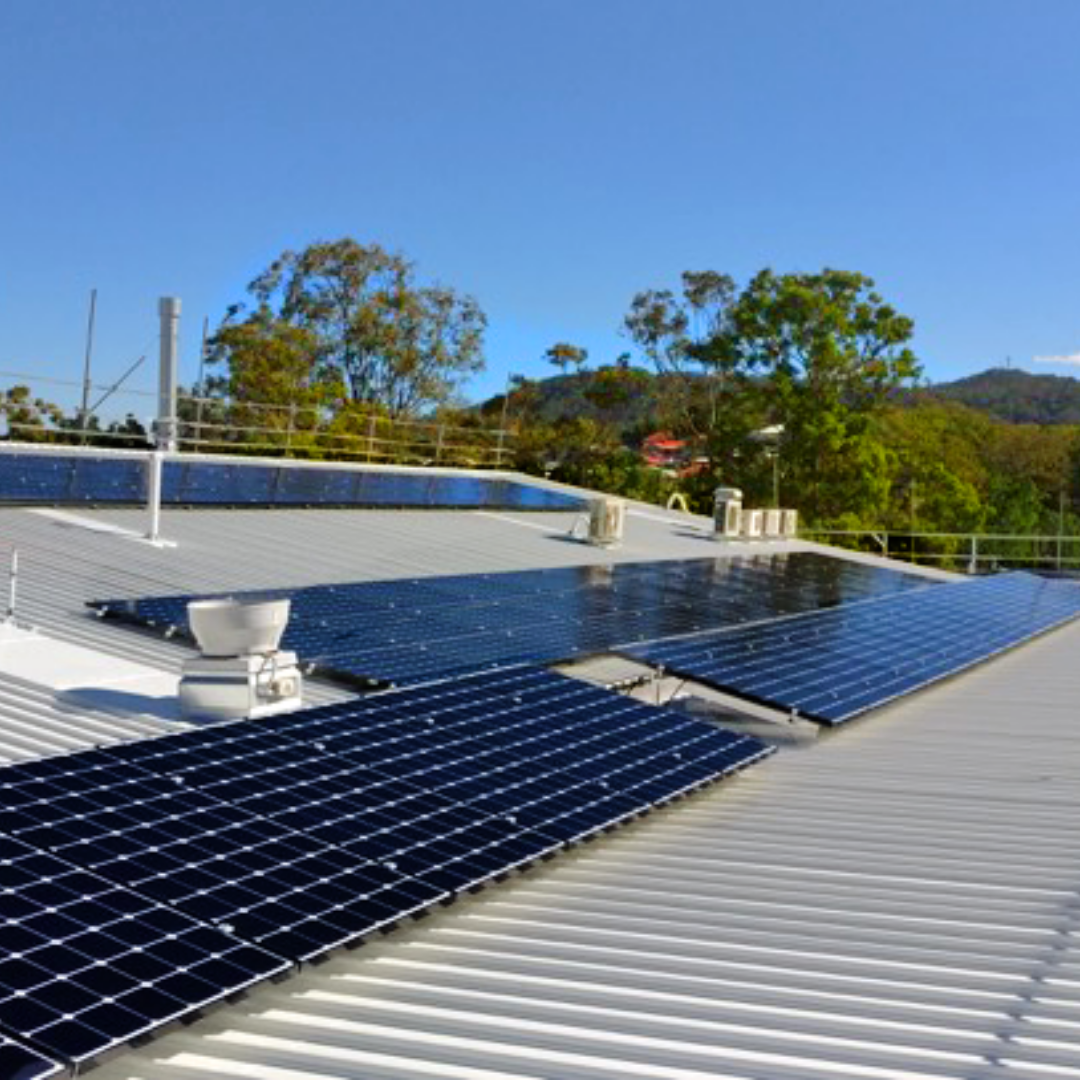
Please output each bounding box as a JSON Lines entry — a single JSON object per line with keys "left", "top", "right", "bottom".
{"left": 94, "top": 552, "right": 936, "bottom": 689}
{"left": 626, "top": 571, "right": 1080, "bottom": 724}
{"left": 0, "top": 453, "right": 583, "bottom": 510}
{"left": 0, "top": 667, "right": 772, "bottom": 1065}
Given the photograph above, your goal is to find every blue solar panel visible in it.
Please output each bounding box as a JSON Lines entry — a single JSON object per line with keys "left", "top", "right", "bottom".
{"left": 0, "top": 826, "right": 287, "bottom": 1064}
{"left": 0, "top": 455, "right": 145, "bottom": 504}
{"left": 0, "top": 452, "right": 583, "bottom": 511}
{"left": 0, "top": 670, "right": 770, "bottom": 968}
{"left": 94, "top": 553, "right": 935, "bottom": 689}
{"left": 0, "top": 668, "right": 771, "bottom": 1065}
{"left": 625, "top": 572, "right": 1080, "bottom": 724}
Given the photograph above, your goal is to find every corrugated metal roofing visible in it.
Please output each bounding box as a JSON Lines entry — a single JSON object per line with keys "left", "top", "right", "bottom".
{"left": 88, "top": 615, "right": 1080, "bottom": 1080}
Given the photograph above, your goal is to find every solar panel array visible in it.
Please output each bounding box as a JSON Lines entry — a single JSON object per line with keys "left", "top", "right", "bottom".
{"left": 0, "top": 453, "right": 583, "bottom": 511}
{"left": 94, "top": 553, "right": 934, "bottom": 689}
{"left": 0, "top": 667, "right": 772, "bottom": 1066}
{"left": 626, "top": 571, "right": 1080, "bottom": 724}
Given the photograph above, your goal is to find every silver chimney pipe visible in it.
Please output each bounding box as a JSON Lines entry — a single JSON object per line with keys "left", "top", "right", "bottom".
{"left": 157, "top": 296, "right": 181, "bottom": 452}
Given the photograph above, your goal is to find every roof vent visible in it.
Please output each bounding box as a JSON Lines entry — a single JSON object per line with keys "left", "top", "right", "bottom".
{"left": 180, "top": 598, "right": 303, "bottom": 721}
{"left": 188, "top": 597, "right": 290, "bottom": 656}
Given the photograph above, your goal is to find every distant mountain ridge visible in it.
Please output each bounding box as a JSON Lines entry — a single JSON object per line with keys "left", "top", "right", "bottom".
{"left": 921, "top": 368, "right": 1080, "bottom": 424}
{"left": 480, "top": 366, "right": 1080, "bottom": 432}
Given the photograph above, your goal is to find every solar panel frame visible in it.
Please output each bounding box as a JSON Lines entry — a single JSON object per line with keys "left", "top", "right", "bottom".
{"left": 92, "top": 553, "right": 937, "bottom": 690}
{"left": 0, "top": 1034, "right": 60, "bottom": 1080}
{"left": 625, "top": 571, "right": 1080, "bottom": 724}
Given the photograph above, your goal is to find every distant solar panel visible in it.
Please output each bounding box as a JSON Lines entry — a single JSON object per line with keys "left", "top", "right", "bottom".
{"left": 626, "top": 572, "right": 1080, "bottom": 724}
{"left": 0, "top": 455, "right": 145, "bottom": 504}
{"left": 0, "top": 451, "right": 582, "bottom": 510}
{"left": 0, "top": 829, "right": 287, "bottom": 1064}
{"left": 94, "top": 553, "right": 934, "bottom": 688}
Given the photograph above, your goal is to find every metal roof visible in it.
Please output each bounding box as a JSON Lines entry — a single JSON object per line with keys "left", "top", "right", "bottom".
{"left": 87, "top": 614, "right": 1080, "bottom": 1080}
{"left": 6, "top": 482, "right": 1067, "bottom": 1079}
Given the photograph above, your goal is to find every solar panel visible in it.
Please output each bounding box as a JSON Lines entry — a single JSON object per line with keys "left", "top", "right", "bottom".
{"left": 94, "top": 553, "right": 934, "bottom": 689}
{"left": 0, "top": 1034, "right": 59, "bottom": 1080}
{"left": 0, "top": 455, "right": 145, "bottom": 505}
{"left": 625, "top": 572, "right": 1080, "bottom": 724}
{"left": 0, "top": 828, "right": 288, "bottom": 1064}
{"left": 0, "top": 452, "right": 584, "bottom": 511}
{"left": 0, "top": 670, "right": 771, "bottom": 1000}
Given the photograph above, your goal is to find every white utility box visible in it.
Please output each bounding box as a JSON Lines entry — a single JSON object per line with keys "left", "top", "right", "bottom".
{"left": 713, "top": 486, "right": 743, "bottom": 539}
{"left": 741, "top": 508, "right": 764, "bottom": 539}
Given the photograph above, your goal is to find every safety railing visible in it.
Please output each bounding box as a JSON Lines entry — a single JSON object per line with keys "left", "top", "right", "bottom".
{"left": 801, "top": 528, "right": 1080, "bottom": 574}
{"left": 0, "top": 377, "right": 514, "bottom": 468}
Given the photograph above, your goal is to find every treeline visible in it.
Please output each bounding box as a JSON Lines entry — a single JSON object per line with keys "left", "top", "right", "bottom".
{"left": 5, "top": 235, "right": 1080, "bottom": 552}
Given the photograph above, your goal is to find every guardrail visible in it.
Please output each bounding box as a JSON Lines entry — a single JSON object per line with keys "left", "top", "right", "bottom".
{"left": 0, "top": 379, "right": 513, "bottom": 468}
{"left": 801, "top": 528, "right": 1080, "bottom": 574}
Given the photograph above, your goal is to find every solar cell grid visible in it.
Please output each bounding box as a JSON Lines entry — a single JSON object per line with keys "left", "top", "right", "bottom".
{"left": 0, "top": 833, "right": 286, "bottom": 1064}
{"left": 93, "top": 553, "right": 936, "bottom": 689}
{"left": 0, "top": 666, "right": 773, "bottom": 1065}
{"left": 627, "top": 572, "right": 1080, "bottom": 724}
{"left": 0, "top": 669, "right": 771, "bottom": 969}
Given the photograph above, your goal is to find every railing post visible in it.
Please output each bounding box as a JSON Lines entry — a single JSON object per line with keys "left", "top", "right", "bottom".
{"left": 367, "top": 415, "right": 377, "bottom": 462}
{"left": 285, "top": 403, "right": 296, "bottom": 457}
{"left": 435, "top": 424, "right": 445, "bottom": 464}
{"left": 967, "top": 535, "right": 978, "bottom": 575}
{"left": 146, "top": 450, "right": 164, "bottom": 543}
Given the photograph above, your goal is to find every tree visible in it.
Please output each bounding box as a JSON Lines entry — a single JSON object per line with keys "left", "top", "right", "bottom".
{"left": 210, "top": 238, "right": 486, "bottom": 418}
{"left": 544, "top": 342, "right": 588, "bottom": 375}
{"left": 624, "top": 271, "right": 744, "bottom": 440}
{"left": 0, "top": 385, "right": 64, "bottom": 441}
{"left": 625, "top": 268, "right": 922, "bottom": 523}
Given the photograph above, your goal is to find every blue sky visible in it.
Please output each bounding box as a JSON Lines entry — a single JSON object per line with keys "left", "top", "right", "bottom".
{"left": 2, "top": 0, "right": 1080, "bottom": 417}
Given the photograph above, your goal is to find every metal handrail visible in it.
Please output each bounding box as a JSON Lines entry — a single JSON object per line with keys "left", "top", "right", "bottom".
{"left": 801, "top": 528, "right": 1080, "bottom": 573}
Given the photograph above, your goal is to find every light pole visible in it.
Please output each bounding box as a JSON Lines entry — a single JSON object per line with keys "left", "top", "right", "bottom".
{"left": 750, "top": 424, "right": 784, "bottom": 507}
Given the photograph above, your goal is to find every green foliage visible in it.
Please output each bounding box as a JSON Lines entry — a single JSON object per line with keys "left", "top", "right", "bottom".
{"left": 210, "top": 238, "right": 486, "bottom": 419}
{"left": 544, "top": 342, "right": 588, "bottom": 374}
{"left": 0, "top": 385, "right": 64, "bottom": 441}
{"left": 624, "top": 267, "right": 922, "bottom": 524}
{"left": 922, "top": 367, "right": 1080, "bottom": 424}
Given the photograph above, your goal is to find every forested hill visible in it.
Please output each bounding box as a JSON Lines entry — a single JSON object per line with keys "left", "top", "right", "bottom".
{"left": 921, "top": 368, "right": 1080, "bottom": 424}
{"left": 485, "top": 367, "right": 1080, "bottom": 430}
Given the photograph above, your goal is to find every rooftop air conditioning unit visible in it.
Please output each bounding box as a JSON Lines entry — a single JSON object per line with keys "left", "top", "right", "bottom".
{"left": 780, "top": 509, "right": 799, "bottom": 539}
{"left": 179, "top": 597, "right": 303, "bottom": 721}
{"left": 713, "top": 486, "right": 743, "bottom": 539}
{"left": 763, "top": 509, "right": 782, "bottom": 538}
{"left": 588, "top": 497, "right": 626, "bottom": 546}
{"left": 741, "top": 508, "right": 764, "bottom": 540}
